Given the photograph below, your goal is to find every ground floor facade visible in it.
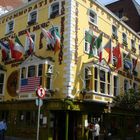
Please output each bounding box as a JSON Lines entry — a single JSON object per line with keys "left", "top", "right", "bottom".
{"left": 0, "top": 99, "right": 140, "bottom": 140}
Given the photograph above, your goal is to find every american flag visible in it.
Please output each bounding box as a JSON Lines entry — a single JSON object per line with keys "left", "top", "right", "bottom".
{"left": 20, "top": 77, "right": 40, "bottom": 92}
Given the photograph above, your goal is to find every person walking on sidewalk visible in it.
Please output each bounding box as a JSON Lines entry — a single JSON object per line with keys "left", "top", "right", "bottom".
{"left": 94, "top": 120, "right": 100, "bottom": 140}
{"left": 0, "top": 119, "right": 7, "bottom": 140}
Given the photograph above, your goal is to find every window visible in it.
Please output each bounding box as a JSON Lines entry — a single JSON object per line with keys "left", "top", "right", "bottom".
{"left": 21, "top": 67, "right": 26, "bottom": 79}
{"left": 107, "top": 72, "right": 111, "bottom": 95}
{"left": 100, "top": 70, "right": 105, "bottom": 93}
{"left": 84, "top": 67, "right": 92, "bottom": 90}
{"left": 6, "top": 20, "right": 14, "bottom": 34}
{"left": 115, "top": 9, "right": 123, "bottom": 18}
{"left": 112, "top": 25, "right": 118, "bottom": 39}
{"left": 122, "top": 33, "right": 127, "bottom": 47}
{"left": 94, "top": 67, "right": 98, "bottom": 92}
{"left": 124, "top": 79, "right": 129, "bottom": 93}
{"left": 46, "top": 64, "right": 53, "bottom": 89}
{"left": 49, "top": 2, "right": 59, "bottom": 18}
{"left": 131, "top": 39, "right": 135, "bottom": 48}
{"left": 114, "top": 76, "right": 118, "bottom": 96}
{"left": 28, "top": 66, "right": 36, "bottom": 77}
{"left": 38, "top": 64, "right": 43, "bottom": 77}
{"left": 89, "top": 10, "right": 97, "bottom": 25}
{"left": 28, "top": 10, "right": 37, "bottom": 25}
{"left": 0, "top": 73, "right": 4, "bottom": 95}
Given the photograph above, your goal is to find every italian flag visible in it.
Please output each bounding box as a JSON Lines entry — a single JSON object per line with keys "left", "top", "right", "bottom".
{"left": 13, "top": 36, "right": 24, "bottom": 60}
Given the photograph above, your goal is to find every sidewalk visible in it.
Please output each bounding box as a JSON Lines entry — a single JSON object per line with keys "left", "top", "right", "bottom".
{"left": 5, "top": 136, "right": 33, "bottom": 140}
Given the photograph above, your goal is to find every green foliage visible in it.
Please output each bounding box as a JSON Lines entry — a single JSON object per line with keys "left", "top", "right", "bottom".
{"left": 113, "top": 88, "right": 140, "bottom": 110}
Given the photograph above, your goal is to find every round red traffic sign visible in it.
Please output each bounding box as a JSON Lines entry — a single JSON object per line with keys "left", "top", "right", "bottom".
{"left": 36, "top": 87, "right": 46, "bottom": 98}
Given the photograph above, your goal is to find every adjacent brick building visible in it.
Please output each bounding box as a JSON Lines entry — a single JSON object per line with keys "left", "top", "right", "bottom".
{"left": 106, "top": 0, "right": 140, "bottom": 34}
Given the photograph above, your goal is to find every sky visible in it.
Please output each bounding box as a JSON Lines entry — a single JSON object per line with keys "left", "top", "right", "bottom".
{"left": 99, "top": 0, "right": 140, "bottom": 5}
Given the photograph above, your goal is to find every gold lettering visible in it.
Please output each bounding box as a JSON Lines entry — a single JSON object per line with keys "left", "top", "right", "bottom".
{"left": 28, "top": 7, "right": 32, "bottom": 12}
{"left": 33, "top": 4, "right": 38, "bottom": 10}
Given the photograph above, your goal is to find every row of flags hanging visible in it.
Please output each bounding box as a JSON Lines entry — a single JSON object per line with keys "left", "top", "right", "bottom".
{"left": 0, "top": 26, "right": 60, "bottom": 61}
{"left": 85, "top": 31, "right": 138, "bottom": 73}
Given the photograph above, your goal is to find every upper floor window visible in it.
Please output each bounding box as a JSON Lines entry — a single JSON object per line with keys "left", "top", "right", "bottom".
{"left": 0, "top": 73, "right": 5, "bottom": 95}
{"left": 6, "top": 20, "right": 14, "bottom": 34}
{"left": 131, "top": 39, "right": 135, "bottom": 48}
{"left": 124, "top": 79, "right": 129, "bottom": 93}
{"left": 114, "top": 76, "right": 118, "bottom": 96}
{"left": 28, "top": 10, "right": 37, "bottom": 25}
{"left": 20, "top": 64, "right": 42, "bottom": 93}
{"left": 115, "top": 9, "right": 123, "bottom": 18}
{"left": 112, "top": 25, "right": 118, "bottom": 40}
{"left": 46, "top": 64, "right": 53, "bottom": 89}
{"left": 122, "top": 33, "right": 127, "bottom": 47}
{"left": 28, "top": 65, "right": 36, "bottom": 77}
{"left": 49, "top": 2, "right": 59, "bottom": 19}
{"left": 100, "top": 70, "right": 106, "bottom": 94}
{"left": 88, "top": 10, "right": 97, "bottom": 25}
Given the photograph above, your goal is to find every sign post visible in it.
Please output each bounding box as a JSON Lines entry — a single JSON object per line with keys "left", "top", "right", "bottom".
{"left": 36, "top": 87, "right": 46, "bottom": 140}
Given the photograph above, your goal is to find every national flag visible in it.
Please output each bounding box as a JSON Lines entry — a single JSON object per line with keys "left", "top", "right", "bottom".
{"left": 9, "top": 38, "right": 15, "bottom": 58}
{"left": 124, "top": 54, "right": 133, "bottom": 73}
{"left": 26, "top": 31, "right": 34, "bottom": 54}
{"left": 104, "top": 39, "right": 113, "bottom": 64}
{"left": 85, "top": 31, "right": 95, "bottom": 58}
{"left": 20, "top": 76, "right": 40, "bottom": 92}
{"left": 13, "top": 36, "right": 24, "bottom": 60}
{"left": 113, "top": 43, "right": 122, "bottom": 70}
{"left": 0, "top": 40, "right": 10, "bottom": 60}
{"left": 132, "top": 58, "right": 138, "bottom": 72}
{"left": 94, "top": 33, "right": 103, "bottom": 62}
{"left": 53, "top": 27, "right": 61, "bottom": 54}
{"left": 41, "top": 27, "right": 55, "bottom": 50}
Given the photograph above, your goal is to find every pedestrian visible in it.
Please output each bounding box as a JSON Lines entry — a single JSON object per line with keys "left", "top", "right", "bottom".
{"left": 94, "top": 120, "right": 100, "bottom": 140}
{"left": 0, "top": 119, "right": 7, "bottom": 140}
{"left": 88, "top": 122, "right": 94, "bottom": 140}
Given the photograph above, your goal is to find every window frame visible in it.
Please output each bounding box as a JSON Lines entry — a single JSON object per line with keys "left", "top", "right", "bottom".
{"left": 0, "top": 72, "right": 5, "bottom": 95}
{"left": 88, "top": 9, "right": 97, "bottom": 25}
{"left": 6, "top": 20, "right": 14, "bottom": 34}
{"left": 28, "top": 10, "right": 38, "bottom": 25}
{"left": 49, "top": 1, "right": 60, "bottom": 19}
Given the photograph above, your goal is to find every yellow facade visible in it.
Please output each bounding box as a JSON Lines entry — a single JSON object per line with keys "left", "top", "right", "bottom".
{"left": 0, "top": 0, "right": 140, "bottom": 139}
{"left": 0, "top": 0, "right": 139, "bottom": 103}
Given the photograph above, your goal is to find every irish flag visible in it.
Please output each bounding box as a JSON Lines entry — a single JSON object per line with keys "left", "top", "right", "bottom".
{"left": 53, "top": 27, "right": 60, "bottom": 54}
{"left": 13, "top": 36, "right": 24, "bottom": 60}
{"left": 104, "top": 39, "right": 113, "bottom": 64}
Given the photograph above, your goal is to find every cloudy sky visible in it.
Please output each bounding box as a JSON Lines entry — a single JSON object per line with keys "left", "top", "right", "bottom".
{"left": 99, "top": 0, "right": 140, "bottom": 5}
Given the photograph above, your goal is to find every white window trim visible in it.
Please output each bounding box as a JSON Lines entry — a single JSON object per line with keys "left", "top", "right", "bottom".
{"left": 0, "top": 71, "right": 6, "bottom": 96}
{"left": 88, "top": 9, "right": 98, "bottom": 26}
{"left": 48, "top": 1, "right": 61, "bottom": 19}
{"left": 112, "top": 25, "right": 118, "bottom": 37}
{"left": 28, "top": 10, "right": 38, "bottom": 23}
{"left": 6, "top": 19, "right": 14, "bottom": 34}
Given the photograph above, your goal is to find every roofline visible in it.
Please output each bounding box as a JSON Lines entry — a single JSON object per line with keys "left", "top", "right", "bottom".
{"left": 0, "top": 0, "right": 38, "bottom": 20}
{"left": 93, "top": 0, "right": 140, "bottom": 39}
{"left": 0, "top": 0, "right": 139, "bottom": 39}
